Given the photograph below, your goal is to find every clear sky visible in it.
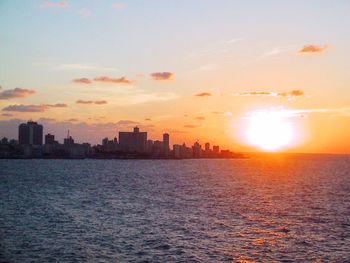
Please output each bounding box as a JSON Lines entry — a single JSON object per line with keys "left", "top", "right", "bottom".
{"left": 1, "top": 0, "right": 350, "bottom": 153}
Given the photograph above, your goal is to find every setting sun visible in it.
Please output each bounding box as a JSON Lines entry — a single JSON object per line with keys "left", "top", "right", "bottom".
{"left": 245, "top": 110, "right": 294, "bottom": 151}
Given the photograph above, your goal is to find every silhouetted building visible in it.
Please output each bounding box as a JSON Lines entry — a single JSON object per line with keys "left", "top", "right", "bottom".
{"left": 162, "top": 133, "right": 170, "bottom": 157}
{"left": 213, "top": 145, "right": 220, "bottom": 154}
{"left": 205, "top": 142, "right": 210, "bottom": 151}
{"left": 153, "top": 140, "right": 162, "bottom": 156}
{"left": 18, "top": 121, "right": 43, "bottom": 145}
{"left": 101, "top": 137, "right": 118, "bottom": 152}
{"left": 64, "top": 131, "right": 75, "bottom": 146}
{"left": 119, "top": 127, "right": 147, "bottom": 153}
{"left": 45, "top": 133, "right": 55, "bottom": 145}
{"left": 173, "top": 144, "right": 182, "bottom": 159}
{"left": 192, "top": 142, "right": 202, "bottom": 158}
{"left": 146, "top": 140, "right": 154, "bottom": 153}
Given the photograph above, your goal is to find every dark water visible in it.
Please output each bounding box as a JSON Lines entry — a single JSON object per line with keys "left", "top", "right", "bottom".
{"left": 1, "top": 156, "right": 350, "bottom": 262}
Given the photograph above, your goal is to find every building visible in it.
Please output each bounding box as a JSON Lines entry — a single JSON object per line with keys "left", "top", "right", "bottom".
{"left": 101, "top": 137, "right": 118, "bottom": 152}
{"left": 173, "top": 144, "right": 182, "bottom": 159}
{"left": 192, "top": 142, "right": 202, "bottom": 158}
{"left": 205, "top": 142, "right": 210, "bottom": 151}
{"left": 18, "top": 121, "right": 43, "bottom": 145}
{"left": 118, "top": 127, "right": 147, "bottom": 153}
{"left": 162, "top": 133, "right": 170, "bottom": 157}
{"left": 45, "top": 133, "right": 55, "bottom": 145}
{"left": 152, "top": 140, "right": 162, "bottom": 156}
{"left": 213, "top": 145, "right": 220, "bottom": 154}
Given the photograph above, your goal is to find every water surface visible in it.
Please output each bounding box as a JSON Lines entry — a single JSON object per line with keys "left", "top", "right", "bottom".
{"left": 1, "top": 156, "right": 350, "bottom": 262}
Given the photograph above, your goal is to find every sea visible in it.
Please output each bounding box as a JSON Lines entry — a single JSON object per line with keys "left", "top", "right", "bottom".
{"left": 1, "top": 155, "right": 350, "bottom": 262}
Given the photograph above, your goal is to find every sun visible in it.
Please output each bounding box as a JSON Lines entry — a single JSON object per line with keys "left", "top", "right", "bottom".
{"left": 245, "top": 109, "right": 294, "bottom": 151}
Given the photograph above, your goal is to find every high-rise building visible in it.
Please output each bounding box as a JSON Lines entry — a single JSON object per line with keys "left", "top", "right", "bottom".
{"left": 45, "top": 133, "right": 55, "bottom": 145}
{"left": 205, "top": 142, "right": 210, "bottom": 151}
{"left": 119, "top": 127, "right": 147, "bottom": 153}
{"left": 192, "top": 142, "right": 202, "bottom": 158}
{"left": 213, "top": 145, "right": 220, "bottom": 155}
{"left": 18, "top": 121, "right": 43, "bottom": 145}
{"left": 162, "top": 133, "right": 170, "bottom": 157}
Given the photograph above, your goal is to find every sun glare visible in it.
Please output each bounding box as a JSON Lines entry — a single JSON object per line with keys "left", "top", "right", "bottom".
{"left": 245, "top": 109, "right": 295, "bottom": 151}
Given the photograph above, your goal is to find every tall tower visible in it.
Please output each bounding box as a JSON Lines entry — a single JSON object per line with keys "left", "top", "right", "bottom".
{"left": 18, "top": 121, "right": 43, "bottom": 145}
{"left": 162, "top": 133, "right": 170, "bottom": 157}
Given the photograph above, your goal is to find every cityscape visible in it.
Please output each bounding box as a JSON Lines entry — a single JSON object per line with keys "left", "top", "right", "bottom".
{"left": 0, "top": 120, "right": 243, "bottom": 159}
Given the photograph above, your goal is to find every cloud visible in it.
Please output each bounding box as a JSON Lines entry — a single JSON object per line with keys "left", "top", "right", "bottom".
{"left": 195, "top": 92, "right": 211, "bottom": 97}
{"left": 78, "top": 8, "right": 91, "bottom": 18}
{"left": 112, "top": 2, "right": 126, "bottom": 10}
{"left": 76, "top": 100, "right": 108, "bottom": 105}
{"left": 144, "top": 118, "right": 151, "bottom": 121}
{"left": 45, "top": 103, "right": 68, "bottom": 108}
{"left": 93, "top": 76, "right": 134, "bottom": 84}
{"left": 0, "top": 88, "right": 36, "bottom": 100}
{"left": 184, "top": 124, "right": 201, "bottom": 128}
{"left": 2, "top": 103, "right": 67, "bottom": 112}
{"left": 166, "top": 129, "right": 188, "bottom": 134}
{"left": 2, "top": 105, "right": 46, "bottom": 112}
{"left": 1, "top": 113, "right": 13, "bottom": 117}
{"left": 72, "top": 76, "right": 134, "bottom": 85}
{"left": 194, "top": 116, "right": 205, "bottom": 120}
{"left": 116, "top": 120, "right": 139, "bottom": 125}
{"left": 67, "top": 118, "right": 78, "bottom": 122}
{"left": 232, "top": 90, "right": 306, "bottom": 100}
{"left": 72, "top": 78, "right": 92, "bottom": 84}
{"left": 38, "top": 117, "right": 55, "bottom": 122}
{"left": 212, "top": 111, "right": 233, "bottom": 117}
{"left": 151, "top": 72, "right": 174, "bottom": 80}
{"left": 43, "top": 0, "right": 68, "bottom": 8}
{"left": 298, "top": 45, "right": 328, "bottom": 54}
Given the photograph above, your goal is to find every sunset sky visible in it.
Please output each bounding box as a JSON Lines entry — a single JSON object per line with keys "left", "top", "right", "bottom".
{"left": 1, "top": 0, "right": 350, "bottom": 153}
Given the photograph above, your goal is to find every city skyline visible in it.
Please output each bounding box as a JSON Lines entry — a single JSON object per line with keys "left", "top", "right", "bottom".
{"left": 0, "top": 120, "right": 240, "bottom": 159}
{"left": 1, "top": 1, "right": 350, "bottom": 153}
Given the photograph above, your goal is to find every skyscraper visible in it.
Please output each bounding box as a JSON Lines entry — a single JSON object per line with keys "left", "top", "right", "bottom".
{"left": 119, "top": 127, "right": 147, "bottom": 153}
{"left": 162, "top": 133, "right": 170, "bottom": 157}
{"left": 18, "top": 121, "right": 43, "bottom": 145}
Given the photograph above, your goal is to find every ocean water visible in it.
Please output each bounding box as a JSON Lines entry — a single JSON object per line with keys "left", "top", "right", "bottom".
{"left": 0, "top": 156, "right": 350, "bottom": 262}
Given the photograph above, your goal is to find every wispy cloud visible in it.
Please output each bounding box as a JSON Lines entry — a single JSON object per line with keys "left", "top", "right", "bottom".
{"left": 78, "top": 8, "right": 91, "bottom": 18}
{"left": 72, "top": 78, "right": 92, "bottom": 84}
{"left": 116, "top": 120, "right": 139, "bottom": 125}
{"left": 212, "top": 111, "right": 233, "bottom": 117}
{"left": 194, "top": 116, "right": 205, "bottom": 120}
{"left": 150, "top": 72, "right": 174, "bottom": 81}
{"left": 43, "top": 0, "right": 68, "bottom": 8}
{"left": 232, "top": 90, "right": 306, "bottom": 100}
{"left": 2, "top": 105, "right": 46, "bottom": 112}
{"left": 184, "top": 124, "right": 201, "bottom": 128}
{"left": 298, "top": 45, "right": 328, "bottom": 54}
{"left": 1, "top": 113, "right": 13, "bottom": 117}
{"left": 243, "top": 107, "right": 350, "bottom": 120}
{"left": 58, "top": 63, "right": 118, "bottom": 71}
{"left": 2, "top": 103, "right": 67, "bottom": 112}
{"left": 0, "top": 88, "right": 36, "bottom": 100}
{"left": 195, "top": 92, "right": 211, "bottom": 97}
{"left": 45, "top": 103, "right": 67, "bottom": 108}
{"left": 189, "top": 37, "right": 243, "bottom": 59}
{"left": 112, "top": 2, "right": 126, "bottom": 10}
{"left": 93, "top": 76, "right": 134, "bottom": 84}
{"left": 72, "top": 76, "right": 133, "bottom": 85}
{"left": 76, "top": 100, "right": 108, "bottom": 105}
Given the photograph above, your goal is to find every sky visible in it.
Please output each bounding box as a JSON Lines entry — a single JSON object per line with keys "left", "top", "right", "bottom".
{"left": 0, "top": 0, "right": 350, "bottom": 153}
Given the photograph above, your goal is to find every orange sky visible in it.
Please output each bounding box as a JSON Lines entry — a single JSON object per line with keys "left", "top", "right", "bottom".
{"left": 0, "top": 1, "right": 350, "bottom": 153}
